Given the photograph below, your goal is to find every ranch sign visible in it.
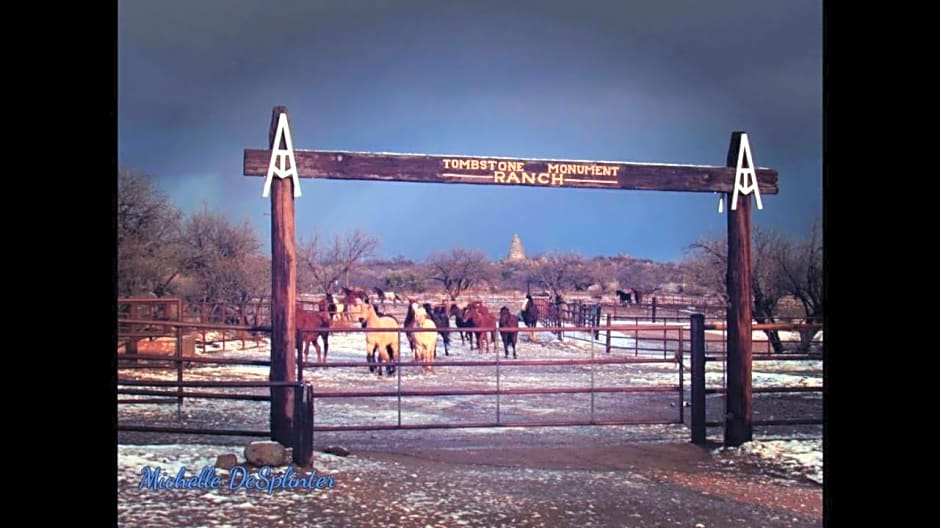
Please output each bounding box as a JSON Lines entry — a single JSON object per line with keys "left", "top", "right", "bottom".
{"left": 244, "top": 106, "right": 777, "bottom": 448}
{"left": 244, "top": 117, "right": 777, "bottom": 195}
{"left": 246, "top": 148, "right": 777, "bottom": 194}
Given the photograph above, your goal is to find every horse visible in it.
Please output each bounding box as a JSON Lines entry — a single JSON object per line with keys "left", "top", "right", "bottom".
{"left": 296, "top": 304, "right": 330, "bottom": 364}
{"left": 373, "top": 287, "right": 404, "bottom": 306}
{"left": 498, "top": 306, "right": 519, "bottom": 359}
{"left": 520, "top": 294, "right": 539, "bottom": 341}
{"left": 331, "top": 287, "right": 366, "bottom": 320}
{"left": 358, "top": 300, "right": 401, "bottom": 376}
{"left": 411, "top": 303, "right": 438, "bottom": 371}
{"left": 319, "top": 294, "right": 346, "bottom": 322}
{"left": 404, "top": 300, "right": 420, "bottom": 360}
{"left": 463, "top": 304, "right": 497, "bottom": 354}
{"left": 449, "top": 303, "right": 474, "bottom": 348}
{"left": 615, "top": 288, "right": 642, "bottom": 305}
{"left": 341, "top": 287, "right": 369, "bottom": 303}
{"left": 468, "top": 300, "right": 491, "bottom": 316}
{"left": 425, "top": 303, "right": 451, "bottom": 357}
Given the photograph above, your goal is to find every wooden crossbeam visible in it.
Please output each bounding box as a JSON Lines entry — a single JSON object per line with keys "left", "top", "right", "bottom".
{"left": 244, "top": 149, "right": 778, "bottom": 194}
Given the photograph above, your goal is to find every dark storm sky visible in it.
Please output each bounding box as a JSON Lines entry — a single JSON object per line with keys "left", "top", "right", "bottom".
{"left": 117, "top": 0, "right": 822, "bottom": 262}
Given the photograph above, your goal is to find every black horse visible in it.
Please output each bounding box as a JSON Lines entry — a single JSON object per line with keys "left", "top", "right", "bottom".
{"left": 520, "top": 294, "right": 539, "bottom": 340}
{"left": 404, "top": 302, "right": 419, "bottom": 359}
{"left": 616, "top": 288, "right": 642, "bottom": 305}
{"left": 423, "top": 303, "right": 452, "bottom": 357}
{"left": 449, "top": 304, "right": 475, "bottom": 348}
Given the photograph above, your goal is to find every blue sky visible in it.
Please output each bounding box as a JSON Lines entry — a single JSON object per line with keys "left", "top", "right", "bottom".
{"left": 117, "top": 0, "right": 822, "bottom": 263}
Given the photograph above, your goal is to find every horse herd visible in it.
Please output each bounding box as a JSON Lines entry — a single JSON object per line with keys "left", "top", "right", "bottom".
{"left": 295, "top": 294, "right": 542, "bottom": 376}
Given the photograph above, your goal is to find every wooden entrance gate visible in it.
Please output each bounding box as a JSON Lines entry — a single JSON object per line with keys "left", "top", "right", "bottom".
{"left": 243, "top": 106, "right": 778, "bottom": 452}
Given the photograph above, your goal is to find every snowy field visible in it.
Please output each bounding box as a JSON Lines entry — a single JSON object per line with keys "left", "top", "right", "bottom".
{"left": 119, "top": 324, "right": 821, "bottom": 430}
{"left": 118, "top": 322, "right": 823, "bottom": 526}
{"left": 120, "top": 323, "right": 821, "bottom": 450}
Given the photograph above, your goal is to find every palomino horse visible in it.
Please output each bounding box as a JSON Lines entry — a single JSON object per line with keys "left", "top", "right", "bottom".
{"left": 520, "top": 294, "right": 539, "bottom": 341}
{"left": 498, "top": 306, "right": 520, "bottom": 359}
{"left": 411, "top": 303, "right": 438, "bottom": 372}
{"left": 358, "top": 300, "right": 400, "bottom": 376}
{"left": 296, "top": 303, "right": 330, "bottom": 364}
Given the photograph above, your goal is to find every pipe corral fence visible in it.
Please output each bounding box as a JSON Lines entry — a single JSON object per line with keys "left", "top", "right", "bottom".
{"left": 117, "top": 297, "right": 822, "bottom": 458}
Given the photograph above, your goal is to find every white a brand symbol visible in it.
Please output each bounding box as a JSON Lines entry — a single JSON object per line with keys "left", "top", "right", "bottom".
{"left": 730, "top": 133, "right": 763, "bottom": 211}
{"left": 262, "top": 113, "right": 301, "bottom": 198}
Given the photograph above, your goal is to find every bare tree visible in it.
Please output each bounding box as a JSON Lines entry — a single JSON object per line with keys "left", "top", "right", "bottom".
{"left": 178, "top": 207, "right": 263, "bottom": 317}
{"left": 298, "top": 228, "right": 380, "bottom": 294}
{"left": 426, "top": 248, "right": 492, "bottom": 300}
{"left": 528, "top": 252, "right": 587, "bottom": 301}
{"left": 775, "top": 222, "right": 823, "bottom": 351}
{"left": 384, "top": 271, "right": 428, "bottom": 294}
{"left": 686, "top": 226, "right": 789, "bottom": 352}
{"left": 612, "top": 259, "right": 669, "bottom": 296}
{"left": 117, "top": 168, "right": 184, "bottom": 297}
{"left": 683, "top": 238, "right": 729, "bottom": 302}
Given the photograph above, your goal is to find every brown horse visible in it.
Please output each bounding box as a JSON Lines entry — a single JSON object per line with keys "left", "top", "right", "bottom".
{"left": 498, "top": 306, "right": 519, "bottom": 359}
{"left": 463, "top": 304, "right": 497, "bottom": 354}
{"left": 296, "top": 304, "right": 330, "bottom": 364}
{"left": 373, "top": 287, "right": 404, "bottom": 305}
{"left": 318, "top": 293, "right": 346, "bottom": 322}
{"left": 342, "top": 287, "right": 369, "bottom": 303}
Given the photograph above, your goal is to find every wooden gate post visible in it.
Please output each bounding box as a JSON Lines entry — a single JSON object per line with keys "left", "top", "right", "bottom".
{"left": 691, "top": 313, "right": 706, "bottom": 445}
{"left": 724, "top": 132, "right": 754, "bottom": 446}
{"left": 267, "top": 106, "right": 298, "bottom": 446}
{"left": 605, "top": 313, "right": 612, "bottom": 354}
{"left": 292, "top": 384, "right": 313, "bottom": 466}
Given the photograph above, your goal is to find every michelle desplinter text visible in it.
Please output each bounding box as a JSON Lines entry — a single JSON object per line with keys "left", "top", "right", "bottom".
{"left": 138, "top": 465, "right": 336, "bottom": 494}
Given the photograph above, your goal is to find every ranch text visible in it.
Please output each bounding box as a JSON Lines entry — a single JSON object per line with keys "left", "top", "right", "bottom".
{"left": 441, "top": 158, "right": 621, "bottom": 186}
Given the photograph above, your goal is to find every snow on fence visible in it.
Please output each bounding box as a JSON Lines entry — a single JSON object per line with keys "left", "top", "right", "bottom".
{"left": 117, "top": 303, "right": 821, "bottom": 448}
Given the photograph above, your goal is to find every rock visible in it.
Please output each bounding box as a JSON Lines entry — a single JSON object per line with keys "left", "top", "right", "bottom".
{"left": 324, "top": 445, "right": 351, "bottom": 457}
{"left": 507, "top": 234, "right": 526, "bottom": 261}
{"left": 215, "top": 453, "right": 238, "bottom": 470}
{"left": 244, "top": 441, "right": 290, "bottom": 466}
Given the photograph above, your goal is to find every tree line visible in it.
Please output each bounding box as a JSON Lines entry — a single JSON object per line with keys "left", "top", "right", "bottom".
{"left": 119, "top": 167, "right": 822, "bottom": 336}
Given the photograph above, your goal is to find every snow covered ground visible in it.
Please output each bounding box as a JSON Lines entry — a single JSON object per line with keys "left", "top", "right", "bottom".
{"left": 716, "top": 438, "right": 823, "bottom": 485}
{"left": 119, "top": 323, "right": 823, "bottom": 525}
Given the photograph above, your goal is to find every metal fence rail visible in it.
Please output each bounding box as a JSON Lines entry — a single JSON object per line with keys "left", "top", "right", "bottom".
{"left": 117, "top": 304, "right": 822, "bottom": 448}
